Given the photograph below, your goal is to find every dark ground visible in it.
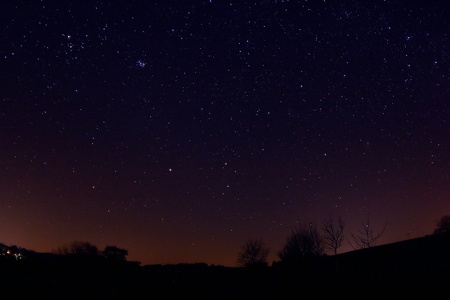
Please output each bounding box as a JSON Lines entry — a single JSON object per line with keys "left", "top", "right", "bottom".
{"left": 1, "top": 233, "right": 449, "bottom": 299}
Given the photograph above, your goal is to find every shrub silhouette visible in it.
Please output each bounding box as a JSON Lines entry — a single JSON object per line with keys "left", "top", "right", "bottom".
{"left": 237, "top": 238, "right": 270, "bottom": 268}
{"left": 278, "top": 222, "right": 324, "bottom": 265}
{"left": 433, "top": 215, "right": 450, "bottom": 235}
{"left": 102, "top": 245, "right": 129, "bottom": 261}
{"left": 54, "top": 241, "right": 99, "bottom": 256}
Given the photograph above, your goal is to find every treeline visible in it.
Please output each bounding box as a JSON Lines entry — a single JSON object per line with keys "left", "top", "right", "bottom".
{"left": 0, "top": 215, "right": 449, "bottom": 297}
{"left": 236, "top": 214, "right": 450, "bottom": 268}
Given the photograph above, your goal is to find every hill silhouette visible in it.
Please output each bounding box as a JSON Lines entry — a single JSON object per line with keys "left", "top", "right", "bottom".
{"left": 1, "top": 234, "right": 449, "bottom": 298}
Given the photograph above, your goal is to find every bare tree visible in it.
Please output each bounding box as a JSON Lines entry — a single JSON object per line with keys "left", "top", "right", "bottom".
{"left": 433, "top": 215, "right": 450, "bottom": 235}
{"left": 349, "top": 215, "right": 387, "bottom": 249}
{"left": 278, "top": 222, "right": 325, "bottom": 264}
{"left": 321, "top": 214, "right": 345, "bottom": 255}
{"left": 237, "top": 238, "right": 270, "bottom": 268}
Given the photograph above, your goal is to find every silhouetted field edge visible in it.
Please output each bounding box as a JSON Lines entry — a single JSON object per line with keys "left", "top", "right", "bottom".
{"left": 1, "top": 233, "right": 449, "bottom": 297}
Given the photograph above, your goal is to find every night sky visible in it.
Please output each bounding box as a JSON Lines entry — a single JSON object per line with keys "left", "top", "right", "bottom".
{"left": 1, "top": 0, "right": 449, "bottom": 267}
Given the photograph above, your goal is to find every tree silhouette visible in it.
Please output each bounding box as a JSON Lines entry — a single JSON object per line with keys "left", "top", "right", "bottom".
{"left": 54, "top": 241, "right": 99, "bottom": 256}
{"left": 349, "top": 215, "right": 386, "bottom": 249}
{"left": 237, "top": 238, "right": 270, "bottom": 268}
{"left": 102, "top": 245, "right": 129, "bottom": 261}
{"left": 321, "top": 213, "right": 345, "bottom": 255}
{"left": 278, "top": 222, "right": 324, "bottom": 264}
{"left": 433, "top": 215, "right": 450, "bottom": 235}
